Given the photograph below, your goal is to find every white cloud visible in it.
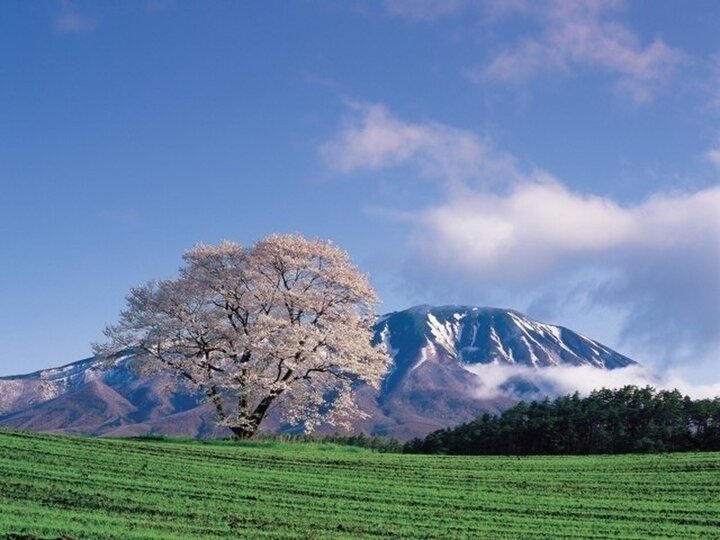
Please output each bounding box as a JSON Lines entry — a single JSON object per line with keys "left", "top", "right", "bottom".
{"left": 469, "top": 0, "right": 683, "bottom": 103}
{"left": 321, "top": 103, "right": 720, "bottom": 373}
{"left": 465, "top": 363, "right": 720, "bottom": 401}
{"left": 320, "top": 102, "right": 520, "bottom": 185}
{"left": 413, "top": 181, "right": 720, "bottom": 282}
{"left": 414, "top": 180, "right": 631, "bottom": 279}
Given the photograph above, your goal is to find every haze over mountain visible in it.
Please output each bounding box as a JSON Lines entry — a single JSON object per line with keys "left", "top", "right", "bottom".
{"left": 0, "top": 305, "right": 636, "bottom": 440}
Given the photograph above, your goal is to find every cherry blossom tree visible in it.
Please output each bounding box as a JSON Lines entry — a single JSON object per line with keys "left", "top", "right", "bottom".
{"left": 96, "top": 234, "right": 390, "bottom": 438}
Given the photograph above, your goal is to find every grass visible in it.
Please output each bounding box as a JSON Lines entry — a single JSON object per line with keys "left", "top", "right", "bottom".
{"left": 1, "top": 429, "right": 719, "bottom": 539}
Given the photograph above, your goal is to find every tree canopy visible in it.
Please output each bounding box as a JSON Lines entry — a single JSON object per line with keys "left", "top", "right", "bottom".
{"left": 405, "top": 386, "right": 720, "bottom": 455}
{"left": 97, "top": 234, "right": 391, "bottom": 438}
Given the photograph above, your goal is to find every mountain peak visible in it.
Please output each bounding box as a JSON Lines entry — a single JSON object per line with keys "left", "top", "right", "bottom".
{"left": 374, "top": 305, "right": 634, "bottom": 390}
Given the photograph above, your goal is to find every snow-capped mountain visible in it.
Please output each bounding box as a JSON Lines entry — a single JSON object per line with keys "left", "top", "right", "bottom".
{"left": 375, "top": 304, "right": 633, "bottom": 391}
{"left": 0, "top": 305, "right": 637, "bottom": 440}
{"left": 364, "top": 305, "right": 635, "bottom": 438}
{"left": 0, "top": 352, "right": 213, "bottom": 437}
{"left": 0, "top": 352, "right": 131, "bottom": 416}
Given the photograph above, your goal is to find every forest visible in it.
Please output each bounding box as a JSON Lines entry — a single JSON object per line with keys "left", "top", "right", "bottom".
{"left": 404, "top": 386, "right": 720, "bottom": 455}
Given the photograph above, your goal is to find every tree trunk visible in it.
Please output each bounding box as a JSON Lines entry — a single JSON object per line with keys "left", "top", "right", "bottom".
{"left": 228, "top": 391, "right": 282, "bottom": 439}
{"left": 228, "top": 425, "right": 257, "bottom": 439}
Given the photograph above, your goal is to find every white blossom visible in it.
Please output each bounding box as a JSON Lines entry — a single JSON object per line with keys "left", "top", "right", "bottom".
{"left": 96, "top": 234, "right": 391, "bottom": 438}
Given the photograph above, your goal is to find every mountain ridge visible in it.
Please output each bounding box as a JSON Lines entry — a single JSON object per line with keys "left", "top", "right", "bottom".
{"left": 0, "top": 304, "right": 636, "bottom": 440}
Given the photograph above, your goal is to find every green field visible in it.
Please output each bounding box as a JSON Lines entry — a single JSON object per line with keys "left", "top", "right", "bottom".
{"left": 1, "top": 430, "right": 719, "bottom": 539}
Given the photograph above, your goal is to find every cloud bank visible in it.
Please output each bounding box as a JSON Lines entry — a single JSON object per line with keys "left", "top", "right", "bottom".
{"left": 465, "top": 364, "right": 720, "bottom": 401}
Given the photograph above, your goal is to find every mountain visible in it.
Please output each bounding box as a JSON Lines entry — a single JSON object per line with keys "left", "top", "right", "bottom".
{"left": 0, "top": 380, "right": 137, "bottom": 434}
{"left": 366, "top": 305, "right": 635, "bottom": 438}
{"left": 0, "top": 305, "right": 636, "bottom": 440}
{"left": 0, "top": 352, "right": 213, "bottom": 436}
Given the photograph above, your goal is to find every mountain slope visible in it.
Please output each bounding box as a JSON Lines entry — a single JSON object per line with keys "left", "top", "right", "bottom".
{"left": 0, "top": 305, "right": 637, "bottom": 439}
{"left": 0, "top": 380, "right": 137, "bottom": 433}
{"left": 366, "top": 305, "right": 635, "bottom": 437}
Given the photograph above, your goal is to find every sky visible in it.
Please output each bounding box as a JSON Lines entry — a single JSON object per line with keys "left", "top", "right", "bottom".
{"left": 0, "top": 1, "right": 718, "bottom": 386}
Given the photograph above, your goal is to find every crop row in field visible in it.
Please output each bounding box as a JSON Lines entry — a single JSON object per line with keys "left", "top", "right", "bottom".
{"left": 1, "top": 429, "right": 719, "bottom": 539}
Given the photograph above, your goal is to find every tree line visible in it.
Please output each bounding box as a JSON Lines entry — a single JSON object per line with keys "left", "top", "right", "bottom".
{"left": 403, "top": 386, "right": 720, "bottom": 455}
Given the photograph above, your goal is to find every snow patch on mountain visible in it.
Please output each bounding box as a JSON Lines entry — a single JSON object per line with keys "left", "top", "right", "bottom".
{"left": 427, "top": 313, "right": 459, "bottom": 358}
{"left": 411, "top": 341, "right": 436, "bottom": 372}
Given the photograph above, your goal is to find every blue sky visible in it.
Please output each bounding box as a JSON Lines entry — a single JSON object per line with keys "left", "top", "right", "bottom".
{"left": 1, "top": 1, "right": 718, "bottom": 386}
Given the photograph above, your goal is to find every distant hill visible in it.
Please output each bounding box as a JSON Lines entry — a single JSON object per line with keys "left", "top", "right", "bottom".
{"left": 0, "top": 305, "right": 636, "bottom": 440}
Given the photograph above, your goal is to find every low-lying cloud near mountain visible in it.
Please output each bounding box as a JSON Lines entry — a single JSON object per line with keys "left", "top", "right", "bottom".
{"left": 466, "top": 364, "right": 720, "bottom": 401}
{"left": 322, "top": 102, "right": 720, "bottom": 376}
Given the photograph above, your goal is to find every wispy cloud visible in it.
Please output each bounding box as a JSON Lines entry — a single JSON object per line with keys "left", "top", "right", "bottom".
{"left": 319, "top": 102, "right": 519, "bottom": 186}
{"left": 54, "top": 2, "right": 97, "bottom": 34}
{"left": 380, "top": 0, "right": 684, "bottom": 103}
{"left": 467, "top": 0, "right": 683, "bottom": 103}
